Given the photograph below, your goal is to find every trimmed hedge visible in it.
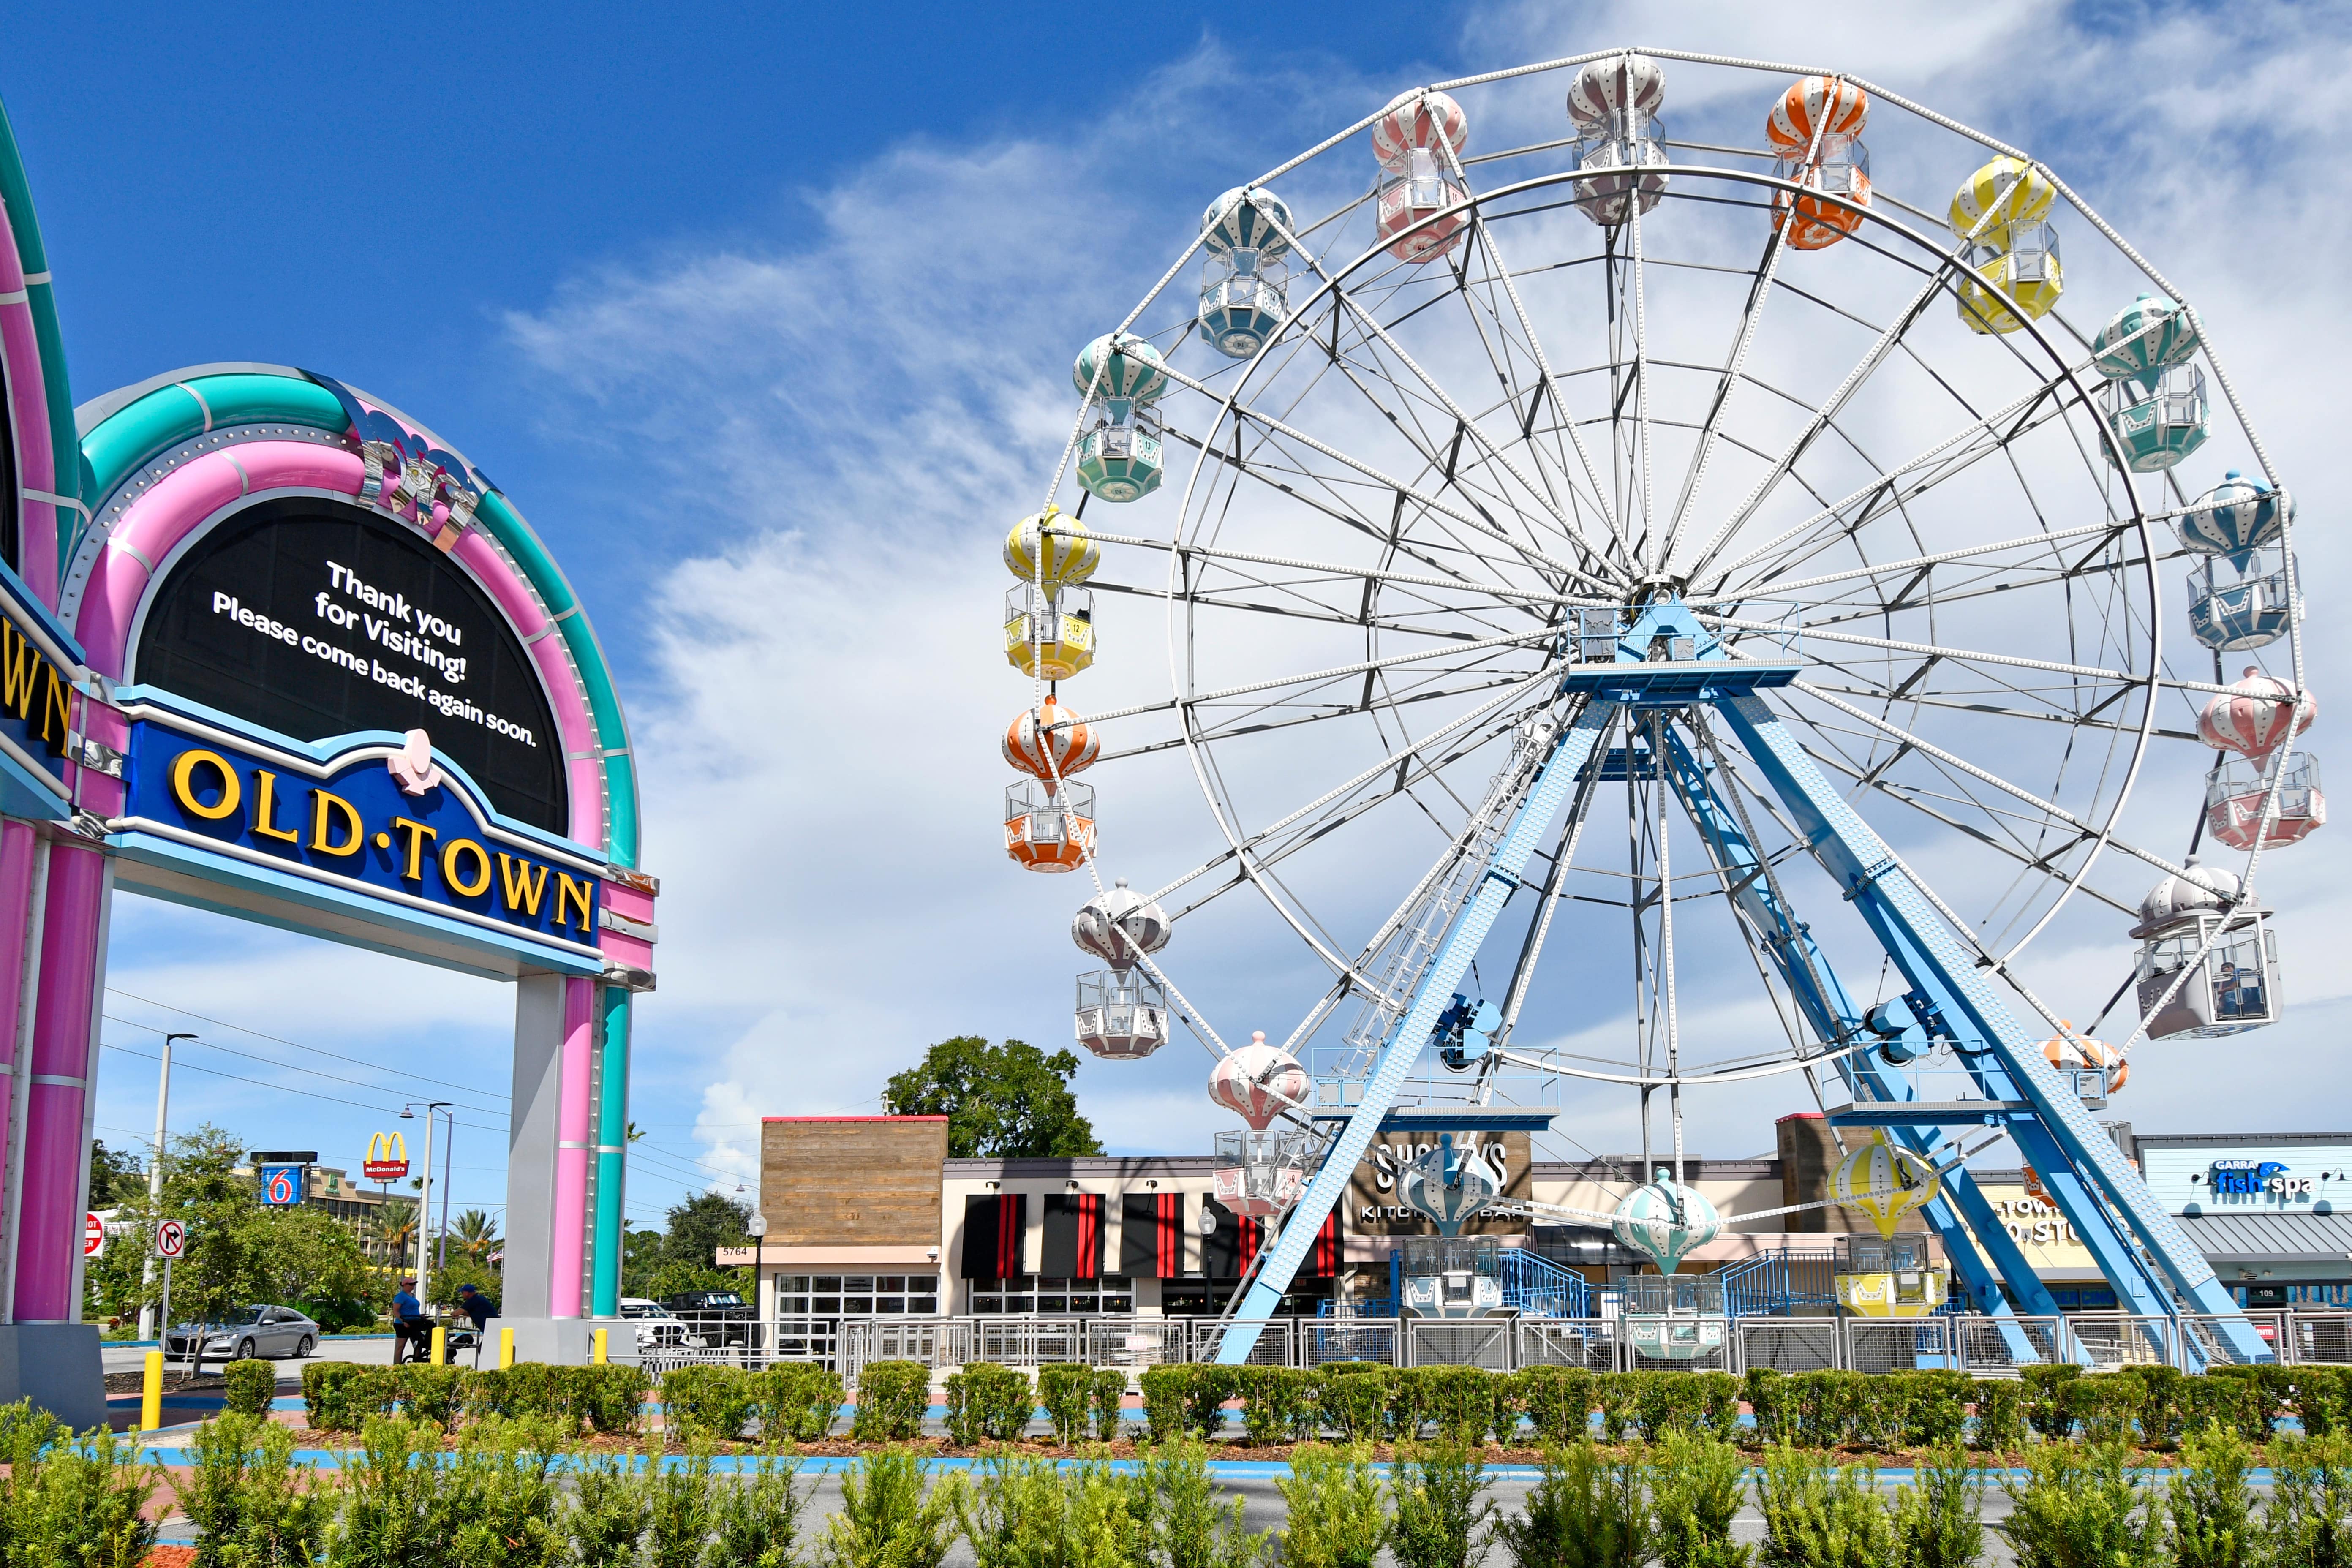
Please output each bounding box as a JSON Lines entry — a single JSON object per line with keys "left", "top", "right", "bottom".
{"left": 852, "top": 1359, "right": 931, "bottom": 1442}
{"left": 945, "top": 1362, "right": 1032, "bottom": 1446}
{"left": 300, "top": 1361, "right": 650, "bottom": 1436}
{"left": 222, "top": 1358, "right": 275, "bottom": 1418}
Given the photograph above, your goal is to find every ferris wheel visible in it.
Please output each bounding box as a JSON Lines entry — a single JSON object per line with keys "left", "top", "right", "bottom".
{"left": 994, "top": 47, "right": 2312, "bottom": 1364}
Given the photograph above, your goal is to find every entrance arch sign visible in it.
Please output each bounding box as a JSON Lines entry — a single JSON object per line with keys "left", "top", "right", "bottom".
{"left": 49, "top": 363, "right": 658, "bottom": 1373}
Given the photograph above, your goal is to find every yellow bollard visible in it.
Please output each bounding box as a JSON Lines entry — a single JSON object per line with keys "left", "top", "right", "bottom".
{"left": 431, "top": 1326, "right": 447, "bottom": 1366}
{"left": 139, "top": 1350, "right": 163, "bottom": 1433}
{"left": 499, "top": 1326, "right": 514, "bottom": 1369}
{"left": 592, "top": 1328, "right": 608, "bottom": 1365}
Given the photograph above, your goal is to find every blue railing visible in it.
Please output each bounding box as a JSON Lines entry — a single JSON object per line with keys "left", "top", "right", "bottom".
{"left": 1715, "top": 1247, "right": 1840, "bottom": 1317}
{"left": 1501, "top": 1247, "right": 1592, "bottom": 1318}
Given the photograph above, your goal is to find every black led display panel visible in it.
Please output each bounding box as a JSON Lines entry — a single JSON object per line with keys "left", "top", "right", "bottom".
{"left": 133, "top": 497, "right": 567, "bottom": 833}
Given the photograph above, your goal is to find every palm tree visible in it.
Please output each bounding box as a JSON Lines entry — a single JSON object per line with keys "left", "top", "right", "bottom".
{"left": 371, "top": 1203, "right": 419, "bottom": 1266}
{"left": 450, "top": 1209, "right": 502, "bottom": 1262}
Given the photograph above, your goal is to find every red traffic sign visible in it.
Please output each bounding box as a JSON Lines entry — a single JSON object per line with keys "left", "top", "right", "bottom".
{"left": 153, "top": 1220, "right": 185, "bottom": 1260}
{"left": 83, "top": 1213, "right": 103, "bottom": 1258}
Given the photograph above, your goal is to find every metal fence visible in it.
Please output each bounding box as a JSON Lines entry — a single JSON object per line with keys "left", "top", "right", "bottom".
{"left": 700, "top": 1309, "right": 2352, "bottom": 1380}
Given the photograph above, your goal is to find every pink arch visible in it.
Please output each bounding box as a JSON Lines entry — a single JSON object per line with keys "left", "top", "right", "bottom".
{"left": 0, "top": 187, "right": 60, "bottom": 607}
{"left": 74, "top": 442, "right": 605, "bottom": 849}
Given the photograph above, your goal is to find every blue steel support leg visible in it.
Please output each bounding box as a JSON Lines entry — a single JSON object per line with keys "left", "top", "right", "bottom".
{"left": 1661, "top": 731, "right": 2057, "bottom": 1360}
{"left": 1717, "top": 691, "right": 2268, "bottom": 1366}
{"left": 1214, "top": 700, "right": 1619, "bottom": 1364}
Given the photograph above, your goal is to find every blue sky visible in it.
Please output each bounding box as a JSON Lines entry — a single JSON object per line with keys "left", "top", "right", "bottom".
{"left": 12, "top": 0, "right": 2352, "bottom": 1236}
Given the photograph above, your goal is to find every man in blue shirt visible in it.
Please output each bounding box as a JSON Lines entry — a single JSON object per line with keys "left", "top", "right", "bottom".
{"left": 391, "top": 1277, "right": 429, "bottom": 1364}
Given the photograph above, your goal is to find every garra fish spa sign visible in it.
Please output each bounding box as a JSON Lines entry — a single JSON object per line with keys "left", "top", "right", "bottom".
{"left": 114, "top": 709, "right": 603, "bottom": 972}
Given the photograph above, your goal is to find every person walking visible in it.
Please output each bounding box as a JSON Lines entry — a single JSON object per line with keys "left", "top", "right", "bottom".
{"left": 391, "top": 1276, "right": 429, "bottom": 1365}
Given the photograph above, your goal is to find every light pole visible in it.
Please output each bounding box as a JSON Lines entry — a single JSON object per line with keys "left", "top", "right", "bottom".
{"left": 136, "top": 1033, "right": 196, "bottom": 1340}
{"left": 435, "top": 1108, "right": 455, "bottom": 1271}
{"left": 400, "top": 1101, "right": 453, "bottom": 1315}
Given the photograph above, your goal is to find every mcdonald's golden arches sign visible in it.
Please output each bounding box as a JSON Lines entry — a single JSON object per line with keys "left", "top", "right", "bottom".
{"left": 364, "top": 1132, "right": 409, "bottom": 1181}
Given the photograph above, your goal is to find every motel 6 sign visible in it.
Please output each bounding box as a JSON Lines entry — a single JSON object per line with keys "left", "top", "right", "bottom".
{"left": 365, "top": 1132, "right": 410, "bottom": 1182}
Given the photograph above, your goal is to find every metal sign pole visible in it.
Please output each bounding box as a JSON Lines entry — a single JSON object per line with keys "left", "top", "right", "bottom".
{"left": 158, "top": 1257, "right": 172, "bottom": 1370}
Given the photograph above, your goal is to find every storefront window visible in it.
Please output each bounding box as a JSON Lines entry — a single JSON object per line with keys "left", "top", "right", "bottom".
{"left": 773, "top": 1274, "right": 940, "bottom": 1316}
{"left": 970, "top": 1278, "right": 1135, "bottom": 1314}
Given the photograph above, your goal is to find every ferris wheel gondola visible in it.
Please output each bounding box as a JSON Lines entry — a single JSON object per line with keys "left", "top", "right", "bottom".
{"left": 994, "top": 45, "right": 2311, "bottom": 1365}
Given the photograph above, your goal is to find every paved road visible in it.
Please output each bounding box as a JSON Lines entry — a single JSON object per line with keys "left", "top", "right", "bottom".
{"left": 102, "top": 1335, "right": 411, "bottom": 1376}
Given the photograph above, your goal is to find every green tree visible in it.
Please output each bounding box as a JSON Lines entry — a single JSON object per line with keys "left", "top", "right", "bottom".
{"left": 87, "top": 1139, "right": 146, "bottom": 1209}
{"left": 447, "top": 1209, "right": 501, "bottom": 1263}
{"left": 660, "top": 1192, "right": 752, "bottom": 1272}
{"left": 882, "top": 1036, "right": 1103, "bottom": 1157}
{"left": 621, "top": 1224, "right": 668, "bottom": 1298}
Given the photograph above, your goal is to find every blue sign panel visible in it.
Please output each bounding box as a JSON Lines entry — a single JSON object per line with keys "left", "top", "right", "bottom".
{"left": 259, "top": 1164, "right": 304, "bottom": 1206}
{"left": 116, "top": 714, "right": 600, "bottom": 962}
{"left": 0, "top": 561, "right": 84, "bottom": 820}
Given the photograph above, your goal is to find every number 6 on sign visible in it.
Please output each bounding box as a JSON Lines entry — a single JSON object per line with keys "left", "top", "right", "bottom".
{"left": 154, "top": 1220, "right": 185, "bottom": 1259}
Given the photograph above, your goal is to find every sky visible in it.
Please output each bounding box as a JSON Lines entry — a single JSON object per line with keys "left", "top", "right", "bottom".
{"left": 8, "top": 0, "right": 2351, "bottom": 1236}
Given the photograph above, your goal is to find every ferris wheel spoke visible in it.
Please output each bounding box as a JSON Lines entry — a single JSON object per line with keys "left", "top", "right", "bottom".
{"left": 1161, "top": 362, "right": 1610, "bottom": 592}
{"left": 1690, "top": 351, "right": 2083, "bottom": 591}
{"left": 1699, "top": 517, "right": 2134, "bottom": 606}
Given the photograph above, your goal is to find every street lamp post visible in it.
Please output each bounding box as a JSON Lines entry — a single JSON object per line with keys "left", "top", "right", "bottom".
{"left": 136, "top": 1033, "right": 196, "bottom": 1340}
{"left": 401, "top": 1101, "right": 453, "bottom": 1316}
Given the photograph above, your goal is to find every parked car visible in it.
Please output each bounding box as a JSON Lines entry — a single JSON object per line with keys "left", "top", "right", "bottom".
{"left": 617, "top": 1296, "right": 692, "bottom": 1350}
{"left": 659, "top": 1289, "right": 756, "bottom": 1348}
{"left": 163, "top": 1304, "right": 318, "bottom": 1360}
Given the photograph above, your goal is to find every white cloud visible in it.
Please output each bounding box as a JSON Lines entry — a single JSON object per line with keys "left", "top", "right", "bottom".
{"left": 490, "top": 1, "right": 2352, "bottom": 1197}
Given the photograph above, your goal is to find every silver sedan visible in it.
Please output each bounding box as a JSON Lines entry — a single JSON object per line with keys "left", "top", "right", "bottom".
{"left": 163, "top": 1304, "right": 319, "bottom": 1360}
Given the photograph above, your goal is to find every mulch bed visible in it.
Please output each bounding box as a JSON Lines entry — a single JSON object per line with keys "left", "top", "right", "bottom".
{"left": 103, "top": 1372, "right": 230, "bottom": 1395}
{"left": 142, "top": 1549, "right": 195, "bottom": 1568}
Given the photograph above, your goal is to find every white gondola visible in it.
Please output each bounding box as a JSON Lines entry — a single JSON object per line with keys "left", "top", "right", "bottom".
{"left": 1004, "top": 777, "right": 1095, "bottom": 873}
{"left": 1004, "top": 583, "right": 1095, "bottom": 681}
{"left": 1210, "top": 1127, "right": 1312, "bottom": 1216}
{"left": 1621, "top": 1271, "right": 1729, "bottom": 1362}
{"left": 1396, "top": 1235, "right": 1505, "bottom": 1320}
{"left": 2130, "top": 860, "right": 2282, "bottom": 1040}
{"left": 1075, "top": 969, "right": 1169, "bottom": 1060}
{"left": 1572, "top": 107, "right": 1669, "bottom": 226}
{"left": 2099, "top": 362, "right": 2208, "bottom": 472}
{"left": 2205, "top": 751, "right": 2325, "bottom": 851}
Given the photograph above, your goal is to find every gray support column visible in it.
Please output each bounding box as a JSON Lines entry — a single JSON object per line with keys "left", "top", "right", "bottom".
{"left": 506, "top": 973, "right": 566, "bottom": 1330}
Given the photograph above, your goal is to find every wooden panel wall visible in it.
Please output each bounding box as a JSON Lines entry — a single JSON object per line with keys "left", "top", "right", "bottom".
{"left": 760, "top": 1118, "right": 947, "bottom": 1246}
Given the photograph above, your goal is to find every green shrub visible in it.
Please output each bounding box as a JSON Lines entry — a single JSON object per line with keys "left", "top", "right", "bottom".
{"left": 713, "top": 1443, "right": 811, "bottom": 1568}
{"left": 182, "top": 1412, "right": 330, "bottom": 1568}
{"left": 2297, "top": 1367, "right": 2352, "bottom": 1440}
{"left": 1091, "top": 1368, "right": 1129, "bottom": 1443}
{"left": 2060, "top": 1374, "right": 2140, "bottom": 1448}
{"left": 1999, "top": 1441, "right": 2159, "bottom": 1565}
{"left": 960, "top": 1452, "right": 1144, "bottom": 1568}
{"left": 300, "top": 1360, "right": 375, "bottom": 1431}
{"left": 3, "top": 1424, "right": 161, "bottom": 1568}
{"left": 661, "top": 1365, "right": 758, "bottom": 1443}
{"left": 945, "top": 1363, "right": 1032, "bottom": 1447}
{"left": 1185, "top": 1365, "right": 1241, "bottom": 1442}
{"left": 1038, "top": 1364, "right": 1096, "bottom": 1447}
{"left": 1887, "top": 1443, "right": 1982, "bottom": 1568}
{"left": 1239, "top": 1367, "right": 1316, "bottom": 1446}
{"left": 2128, "top": 1364, "right": 2187, "bottom": 1450}
{"left": 1593, "top": 1375, "right": 1637, "bottom": 1445}
{"left": 1849, "top": 1374, "right": 1910, "bottom": 1453}
{"left": 1633, "top": 1373, "right": 1698, "bottom": 1443}
{"left": 759, "top": 1361, "right": 843, "bottom": 1443}
{"left": 852, "top": 1360, "right": 931, "bottom": 1443}
{"left": 2168, "top": 1419, "right": 2259, "bottom": 1568}
{"left": 1650, "top": 1431, "right": 1750, "bottom": 1568}
{"left": 392, "top": 1364, "right": 466, "bottom": 1429}
{"left": 1141, "top": 1365, "right": 1194, "bottom": 1446}
{"left": 1969, "top": 1378, "right": 2024, "bottom": 1453}
{"left": 1314, "top": 1364, "right": 1393, "bottom": 1444}
{"left": 434, "top": 1416, "right": 566, "bottom": 1565}
{"left": 1496, "top": 1441, "right": 1651, "bottom": 1568}
{"left": 2183, "top": 1373, "right": 2265, "bottom": 1445}
{"left": 1689, "top": 1373, "right": 1743, "bottom": 1444}
{"left": 2019, "top": 1363, "right": 2084, "bottom": 1442}
{"left": 2265, "top": 1429, "right": 2352, "bottom": 1567}
{"left": 1389, "top": 1443, "right": 1497, "bottom": 1568}
{"left": 1790, "top": 1371, "right": 1862, "bottom": 1449}
{"left": 1419, "top": 1367, "right": 1498, "bottom": 1446}
{"left": 1275, "top": 1443, "right": 1388, "bottom": 1568}
{"left": 645, "top": 1438, "right": 720, "bottom": 1568}
{"left": 1743, "top": 1369, "right": 1794, "bottom": 1449}
{"left": 223, "top": 1358, "right": 276, "bottom": 1418}
{"left": 564, "top": 1448, "right": 651, "bottom": 1568}
{"left": 1755, "top": 1445, "right": 1893, "bottom": 1568}
{"left": 822, "top": 1446, "right": 964, "bottom": 1568}
{"left": 1508, "top": 1367, "right": 1592, "bottom": 1448}
{"left": 323, "top": 1416, "right": 444, "bottom": 1566}
{"left": 576, "top": 1363, "right": 653, "bottom": 1436}
{"left": 1388, "top": 1367, "right": 1435, "bottom": 1444}
{"left": 1904, "top": 1371, "right": 1971, "bottom": 1451}
{"left": 1136, "top": 1435, "right": 1265, "bottom": 1568}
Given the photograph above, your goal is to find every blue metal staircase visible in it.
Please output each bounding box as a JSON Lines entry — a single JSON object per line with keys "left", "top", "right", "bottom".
{"left": 1714, "top": 1248, "right": 1840, "bottom": 1317}
{"left": 1501, "top": 1245, "right": 1593, "bottom": 1318}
